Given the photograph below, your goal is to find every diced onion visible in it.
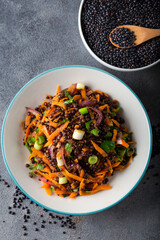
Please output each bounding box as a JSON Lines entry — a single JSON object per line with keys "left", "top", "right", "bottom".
{"left": 57, "top": 157, "right": 64, "bottom": 167}
{"left": 72, "top": 129, "right": 85, "bottom": 140}
{"left": 76, "top": 83, "right": 85, "bottom": 89}
{"left": 59, "top": 177, "right": 68, "bottom": 184}
{"left": 117, "top": 138, "right": 122, "bottom": 144}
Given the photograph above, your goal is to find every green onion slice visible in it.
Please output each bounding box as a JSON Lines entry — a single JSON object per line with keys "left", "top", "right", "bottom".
{"left": 79, "top": 107, "right": 88, "bottom": 115}
{"left": 37, "top": 135, "right": 45, "bottom": 144}
{"left": 88, "top": 155, "right": 98, "bottom": 165}
{"left": 34, "top": 141, "right": 43, "bottom": 150}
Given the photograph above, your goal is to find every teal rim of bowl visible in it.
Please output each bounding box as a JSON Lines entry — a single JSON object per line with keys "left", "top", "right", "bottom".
{"left": 1, "top": 65, "right": 152, "bottom": 215}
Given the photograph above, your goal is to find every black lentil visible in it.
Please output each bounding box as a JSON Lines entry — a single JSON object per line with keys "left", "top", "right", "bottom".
{"left": 81, "top": 0, "right": 160, "bottom": 69}
{"left": 110, "top": 27, "right": 136, "bottom": 48}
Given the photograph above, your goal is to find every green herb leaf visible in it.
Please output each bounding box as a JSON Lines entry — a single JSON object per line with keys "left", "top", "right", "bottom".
{"left": 90, "top": 128, "right": 100, "bottom": 136}
{"left": 100, "top": 140, "right": 115, "bottom": 153}
{"left": 43, "top": 110, "right": 47, "bottom": 115}
{"left": 29, "top": 172, "right": 36, "bottom": 176}
{"left": 29, "top": 163, "right": 44, "bottom": 170}
{"left": 35, "top": 163, "right": 44, "bottom": 170}
{"left": 111, "top": 112, "right": 116, "bottom": 117}
{"left": 120, "top": 149, "right": 126, "bottom": 157}
{"left": 85, "top": 120, "right": 93, "bottom": 130}
{"left": 65, "top": 143, "right": 73, "bottom": 153}
{"left": 73, "top": 189, "right": 78, "bottom": 192}
{"left": 27, "top": 136, "right": 35, "bottom": 144}
{"left": 64, "top": 90, "right": 72, "bottom": 99}
{"left": 37, "top": 135, "right": 46, "bottom": 144}
{"left": 57, "top": 119, "right": 68, "bottom": 127}
{"left": 35, "top": 128, "right": 39, "bottom": 133}
{"left": 113, "top": 107, "right": 120, "bottom": 112}
{"left": 50, "top": 186, "right": 55, "bottom": 192}
{"left": 25, "top": 142, "right": 32, "bottom": 153}
{"left": 105, "top": 132, "right": 112, "bottom": 138}
{"left": 64, "top": 99, "right": 74, "bottom": 104}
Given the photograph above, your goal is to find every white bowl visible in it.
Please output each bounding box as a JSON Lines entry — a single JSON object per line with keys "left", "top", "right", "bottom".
{"left": 78, "top": 0, "right": 160, "bottom": 72}
{"left": 1, "top": 65, "right": 152, "bottom": 215}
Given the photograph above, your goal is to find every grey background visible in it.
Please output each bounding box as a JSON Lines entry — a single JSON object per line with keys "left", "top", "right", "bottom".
{"left": 0, "top": 1, "right": 160, "bottom": 240}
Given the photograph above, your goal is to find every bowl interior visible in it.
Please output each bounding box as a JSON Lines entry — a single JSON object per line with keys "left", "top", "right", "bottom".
{"left": 1, "top": 66, "right": 152, "bottom": 215}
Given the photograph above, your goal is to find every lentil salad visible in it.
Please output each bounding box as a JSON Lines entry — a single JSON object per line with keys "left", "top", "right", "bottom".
{"left": 22, "top": 83, "right": 136, "bottom": 198}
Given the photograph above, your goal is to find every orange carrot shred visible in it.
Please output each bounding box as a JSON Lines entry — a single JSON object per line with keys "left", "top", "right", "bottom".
{"left": 96, "top": 94, "right": 100, "bottom": 102}
{"left": 99, "top": 104, "right": 110, "bottom": 112}
{"left": 47, "top": 121, "right": 69, "bottom": 142}
{"left": 69, "top": 192, "right": 77, "bottom": 199}
{"left": 73, "top": 95, "right": 81, "bottom": 101}
{"left": 91, "top": 140, "right": 107, "bottom": 157}
{"left": 56, "top": 85, "right": 61, "bottom": 94}
{"left": 52, "top": 101, "right": 66, "bottom": 109}
{"left": 25, "top": 115, "right": 31, "bottom": 126}
{"left": 45, "top": 187, "right": 52, "bottom": 195}
{"left": 112, "top": 129, "right": 117, "bottom": 141}
{"left": 81, "top": 89, "right": 87, "bottom": 100}
{"left": 112, "top": 119, "right": 120, "bottom": 128}
{"left": 121, "top": 139, "right": 129, "bottom": 148}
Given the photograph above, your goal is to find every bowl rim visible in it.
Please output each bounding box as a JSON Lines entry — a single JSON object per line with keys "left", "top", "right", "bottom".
{"left": 1, "top": 65, "right": 152, "bottom": 215}
{"left": 78, "top": 0, "right": 160, "bottom": 72}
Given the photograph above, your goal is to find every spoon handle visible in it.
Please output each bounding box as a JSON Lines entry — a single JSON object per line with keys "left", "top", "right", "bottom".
{"left": 145, "top": 28, "right": 160, "bottom": 41}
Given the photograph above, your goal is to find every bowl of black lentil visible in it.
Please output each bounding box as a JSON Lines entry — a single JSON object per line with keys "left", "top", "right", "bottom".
{"left": 78, "top": 0, "right": 160, "bottom": 71}
{"left": 1, "top": 66, "right": 152, "bottom": 215}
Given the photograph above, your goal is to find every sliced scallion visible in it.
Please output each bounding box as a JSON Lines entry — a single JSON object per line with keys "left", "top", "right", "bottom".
{"left": 37, "top": 135, "right": 45, "bottom": 144}
{"left": 88, "top": 155, "right": 98, "bottom": 165}
{"left": 34, "top": 141, "right": 43, "bottom": 150}
{"left": 90, "top": 128, "right": 100, "bottom": 136}
{"left": 79, "top": 107, "right": 88, "bottom": 115}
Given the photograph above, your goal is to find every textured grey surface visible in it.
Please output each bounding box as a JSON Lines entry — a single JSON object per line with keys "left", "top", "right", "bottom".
{"left": 0, "top": 1, "right": 160, "bottom": 240}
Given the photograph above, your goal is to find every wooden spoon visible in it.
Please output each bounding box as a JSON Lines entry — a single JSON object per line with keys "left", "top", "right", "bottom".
{"left": 109, "top": 25, "right": 160, "bottom": 49}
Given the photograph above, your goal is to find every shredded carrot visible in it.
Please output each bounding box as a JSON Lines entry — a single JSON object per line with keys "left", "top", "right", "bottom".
{"left": 69, "top": 192, "right": 77, "bottom": 199}
{"left": 79, "top": 179, "right": 85, "bottom": 196}
{"left": 92, "top": 183, "right": 98, "bottom": 190}
{"left": 122, "top": 127, "right": 129, "bottom": 133}
{"left": 45, "top": 187, "right": 52, "bottom": 195}
{"left": 80, "top": 169, "right": 85, "bottom": 178}
{"left": 67, "top": 84, "right": 76, "bottom": 93}
{"left": 41, "top": 183, "right": 50, "bottom": 188}
{"left": 96, "top": 94, "right": 100, "bottom": 102}
{"left": 24, "top": 121, "right": 35, "bottom": 142}
{"left": 112, "top": 162, "right": 121, "bottom": 168}
{"left": 52, "top": 101, "right": 66, "bottom": 109}
{"left": 56, "top": 85, "right": 61, "bottom": 94}
{"left": 112, "top": 129, "right": 117, "bottom": 141}
{"left": 39, "top": 124, "right": 50, "bottom": 138}
{"left": 47, "top": 121, "right": 69, "bottom": 142}
{"left": 82, "top": 148, "right": 87, "bottom": 152}
{"left": 106, "top": 117, "right": 113, "bottom": 126}
{"left": 81, "top": 89, "right": 86, "bottom": 100}
{"left": 25, "top": 115, "right": 31, "bottom": 126}
{"left": 64, "top": 169, "right": 84, "bottom": 182}
{"left": 91, "top": 140, "right": 107, "bottom": 157}
{"left": 99, "top": 104, "right": 110, "bottom": 112}
{"left": 121, "top": 139, "right": 129, "bottom": 148}
{"left": 73, "top": 95, "right": 81, "bottom": 101}
{"left": 112, "top": 119, "right": 120, "bottom": 128}
{"left": 75, "top": 125, "right": 79, "bottom": 129}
